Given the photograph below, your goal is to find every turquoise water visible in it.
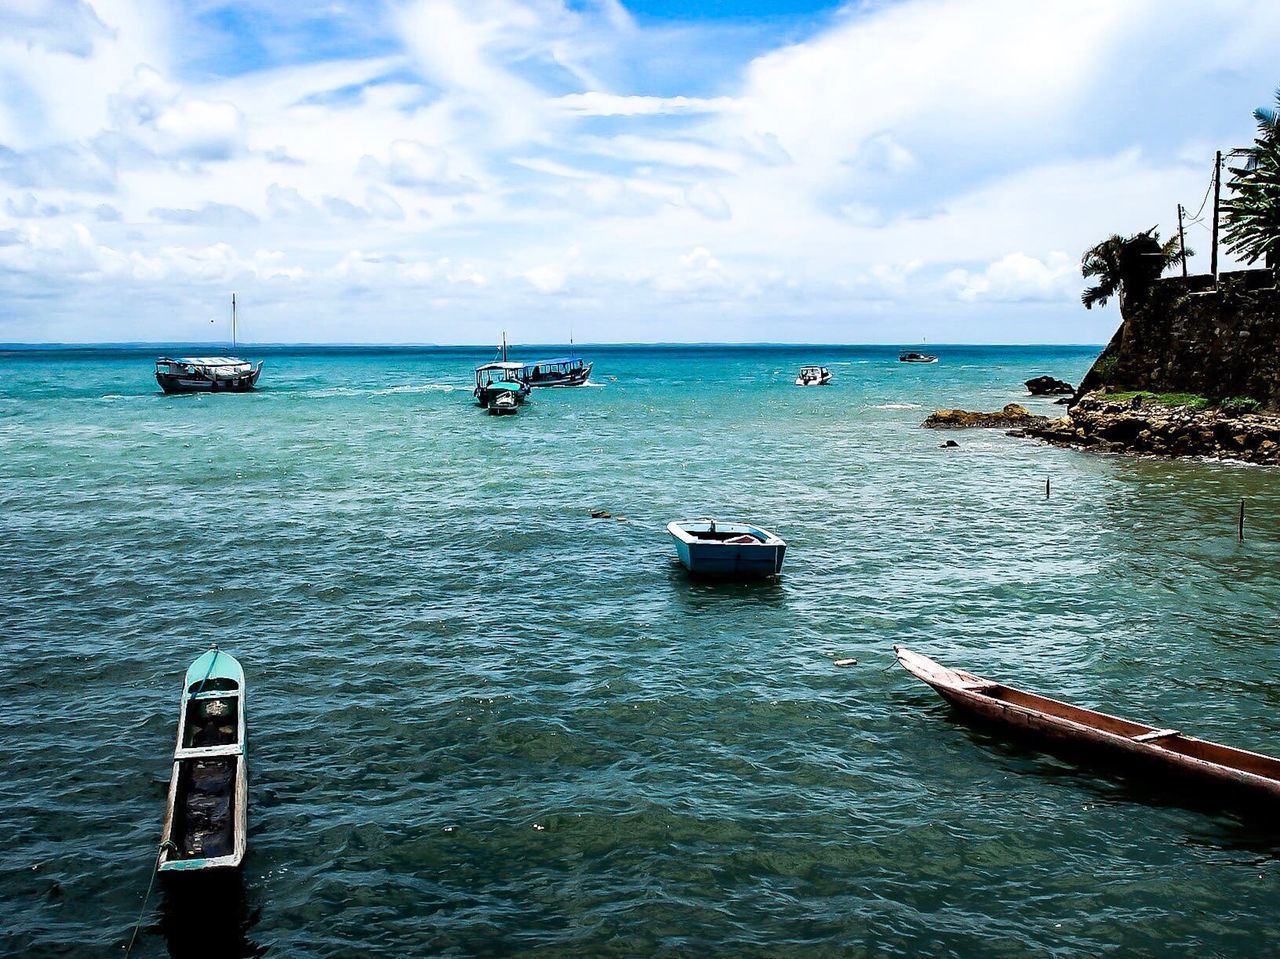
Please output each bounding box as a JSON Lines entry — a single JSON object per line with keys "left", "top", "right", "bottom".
{"left": 3, "top": 344, "right": 1280, "bottom": 958}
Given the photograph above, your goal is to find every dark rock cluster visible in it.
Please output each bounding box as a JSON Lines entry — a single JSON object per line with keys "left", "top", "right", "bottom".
{"left": 1020, "top": 392, "right": 1280, "bottom": 465}
{"left": 1024, "top": 375, "right": 1075, "bottom": 396}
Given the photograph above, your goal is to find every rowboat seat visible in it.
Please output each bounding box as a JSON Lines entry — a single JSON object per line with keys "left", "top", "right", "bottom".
{"left": 958, "top": 682, "right": 998, "bottom": 693}
{"left": 1132, "top": 728, "right": 1179, "bottom": 743}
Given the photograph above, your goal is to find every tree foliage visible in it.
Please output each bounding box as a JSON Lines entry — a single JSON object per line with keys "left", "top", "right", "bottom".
{"left": 1223, "top": 88, "right": 1280, "bottom": 270}
{"left": 1080, "top": 229, "right": 1188, "bottom": 310}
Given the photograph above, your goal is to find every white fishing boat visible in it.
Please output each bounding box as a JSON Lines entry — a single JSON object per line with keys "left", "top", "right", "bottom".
{"left": 155, "top": 295, "right": 262, "bottom": 393}
{"left": 666, "top": 519, "right": 787, "bottom": 577}
{"left": 158, "top": 646, "right": 248, "bottom": 873}
{"left": 795, "top": 365, "right": 832, "bottom": 386}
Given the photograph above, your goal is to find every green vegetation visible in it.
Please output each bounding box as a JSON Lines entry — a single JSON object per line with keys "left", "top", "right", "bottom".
{"left": 1106, "top": 390, "right": 1211, "bottom": 409}
{"left": 1223, "top": 88, "right": 1280, "bottom": 271}
{"left": 1220, "top": 396, "right": 1263, "bottom": 415}
{"left": 1080, "top": 229, "right": 1190, "bottom": 311}
{"left": 1092, "top": 354, "right": 1118, "bottom": 381}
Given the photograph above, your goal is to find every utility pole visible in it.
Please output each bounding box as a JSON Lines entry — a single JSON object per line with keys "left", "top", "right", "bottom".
{"left": 1177, "top": 204, "right": 1188, "bottom": 278}
{"left": 1211, "top": 150, "right": 1222, "bottom": 285}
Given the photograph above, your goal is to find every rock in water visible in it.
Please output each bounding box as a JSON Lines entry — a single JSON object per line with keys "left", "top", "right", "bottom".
{"left": 923, "top": 404, "right": 1049, "bottom": 429}
{"left": 1025, "top": 375, "right": 1075, "bottom": 395}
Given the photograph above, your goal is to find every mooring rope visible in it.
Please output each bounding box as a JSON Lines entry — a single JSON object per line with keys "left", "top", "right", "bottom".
{"left": 123, "top": 841, "right": 174, "bottom": 957}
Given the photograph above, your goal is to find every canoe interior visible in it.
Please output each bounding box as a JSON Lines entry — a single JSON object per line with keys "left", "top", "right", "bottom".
{"left": 183, "top": 694, "right": 239, "bottom": 749}
{"left": 171, "top": 756, "right": 239, "bottom": 861}
{"left": 682, "top": 529, "right": 767, "bottom": 543}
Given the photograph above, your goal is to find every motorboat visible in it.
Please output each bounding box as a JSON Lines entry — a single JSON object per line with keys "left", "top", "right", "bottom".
{"left": 158, "top": 646, "right": 248, "bottom": 873}
{"left": 899, "top": 351, "right": 938, "bottom": 363}
{"left": 795, "top": 365, "right": 832, "bottom": 386}
{"left": 474, "top": 363, "right": 528, "bottom": 407}
{"left": 666, "top": 519, "right": 787, "bottom": 577}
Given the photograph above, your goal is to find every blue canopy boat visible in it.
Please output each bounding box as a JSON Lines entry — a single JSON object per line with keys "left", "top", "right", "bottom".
{"left": 158, "top": 647, "right": 248, "bottom": 873}
{"left": 667, "top": 519, "right": 787, "bottom": 577}
{"left": 517, "top": 355, "right": 592, "bottom": 387}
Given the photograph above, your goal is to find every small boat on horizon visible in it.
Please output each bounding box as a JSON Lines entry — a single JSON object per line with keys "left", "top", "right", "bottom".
{"left": 898, "top": 351, "right": 938, "bottom": 364}
{"left": 156, "top": 295, "right": 262, "bottom": 393}
{"left": 159, "top": 646, "right": 248, "bottom": 873}
{"left": 518, "top": 355, "right": 593, "bottom": 387}
{"left": 667, "top": 519, "right": 787, "bottom": 577}
{"left": 795, "top": 365, "right": 832, "bottom": 386}
{"left": 894, "top": 646, "right": 1280, "bottom": 806}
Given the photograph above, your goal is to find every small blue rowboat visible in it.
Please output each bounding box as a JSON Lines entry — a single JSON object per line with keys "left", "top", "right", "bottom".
{"left": 158, "top": 647, "right": 248, "bottom": 873}
{"left": 666, "top": 519, "right": 787, "bottom": 577}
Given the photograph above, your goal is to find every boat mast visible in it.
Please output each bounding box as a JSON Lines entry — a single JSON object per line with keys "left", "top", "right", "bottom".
{"left": 502, "top": 331, "right": 507, "bottom": 363}
{"left": 231, "top": 293, "right": 237, "bottom": 351}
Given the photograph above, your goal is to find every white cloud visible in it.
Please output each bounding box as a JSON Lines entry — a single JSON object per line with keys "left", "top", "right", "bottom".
{"left": 946, "top": 252, "right": 1076, "bottom": 303}
{"left": 2, "top": 0, "right": 1279, "bottom": 343}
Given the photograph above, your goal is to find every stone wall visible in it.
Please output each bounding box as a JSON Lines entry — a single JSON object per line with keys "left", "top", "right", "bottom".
{"left": 1078, "top": 269, "right": 1280, "bottom": 409}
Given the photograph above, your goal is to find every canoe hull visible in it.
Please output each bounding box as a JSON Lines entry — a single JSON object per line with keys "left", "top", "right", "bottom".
{"left": 895, "top": 646, "right": 1280, "bottom": 805}
{"left": 159, "top": 648, "right": 249, "bottom": 874}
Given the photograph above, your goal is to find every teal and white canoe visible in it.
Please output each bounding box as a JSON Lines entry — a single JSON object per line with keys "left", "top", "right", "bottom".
{"left": 667, "top": 519, "right": 787, "bottom": 577}
{"left": 158, "top": 647, "right": 248, "bottom": 873}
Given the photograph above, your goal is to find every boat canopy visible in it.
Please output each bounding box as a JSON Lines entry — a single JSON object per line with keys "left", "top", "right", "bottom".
{"left": 160, "top": 356, "right": 252, "bottom": 368}
{"left": 475, "top": 362, "right": 524, "bottom": 373}
{"left": 184, "top": 648, "right": 244, "bottom": 694}
{"left": 799, "top": 365, "right": 828, "bottom": 372}
{"left": 524, "top": 356, "right": 583, "bottom": 368}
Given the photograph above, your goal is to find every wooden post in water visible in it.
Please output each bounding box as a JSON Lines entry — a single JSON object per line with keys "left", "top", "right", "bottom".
{"left": 1045, "top": 477, "right": 1050, "bottom": 500}
{"left": 1239, "top": 498, "right": 1245, "bottom": 542}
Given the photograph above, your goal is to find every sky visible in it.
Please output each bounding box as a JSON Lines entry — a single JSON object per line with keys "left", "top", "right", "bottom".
{"left": 0, "top": 0, "right": 1276, "bottom": 345}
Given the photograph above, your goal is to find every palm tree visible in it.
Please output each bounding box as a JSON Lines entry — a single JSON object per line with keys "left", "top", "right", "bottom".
{"left": 1081, "top": 228, "right": 1188, "bottom": 311}
{"left": 1223, "top": 88, "right": 1280, "bottom": 271}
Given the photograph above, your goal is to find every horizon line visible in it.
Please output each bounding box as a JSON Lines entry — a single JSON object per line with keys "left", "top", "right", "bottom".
{"left": 0, "top": 340, "right": 1108, "bottom": 349}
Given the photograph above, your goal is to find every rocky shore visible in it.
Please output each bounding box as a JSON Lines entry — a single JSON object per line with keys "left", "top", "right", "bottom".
{"left": 922, "top": 403, "right": 1048, "bottom": 429}
{"left": 1019, "top": 392, "right": 1280, "bottom": 465}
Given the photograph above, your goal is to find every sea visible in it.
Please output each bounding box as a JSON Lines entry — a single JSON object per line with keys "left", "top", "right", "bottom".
{"left": 3, "top": 344, "right": 1279, "bottom": 958}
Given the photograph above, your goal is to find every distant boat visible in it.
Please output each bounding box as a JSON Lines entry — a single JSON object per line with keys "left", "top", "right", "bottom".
{"left": 894, "top": 646, "right": 1280, "bottom": 805}
{"left": 156, "top": 295, "right": 262, "bottom": 393}
{"left": 518, "top": 355, "right": 592, "bottom": 387}
{"left": 159, "top": 646, "right": 248, "bottom": 873}
{"left": 795, "top": 365, "right": 832, "bottom": 386}
{"left": 666, "top": 519, "right": 787, "bottom": 577}
{"left": 899, "top": 351, "right": 938, "bottom": 363}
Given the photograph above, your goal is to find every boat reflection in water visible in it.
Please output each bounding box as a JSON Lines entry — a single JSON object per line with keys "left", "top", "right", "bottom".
{"left": 160, "top": 870, "right": 264, "bottom": 959}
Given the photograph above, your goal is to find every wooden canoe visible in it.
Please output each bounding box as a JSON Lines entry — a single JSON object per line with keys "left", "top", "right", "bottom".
{"left": 894, "top": 645, "right": 1280, "bottom": 804}
{"left": 159, "top": 646, "right": 248, "bottom": 873}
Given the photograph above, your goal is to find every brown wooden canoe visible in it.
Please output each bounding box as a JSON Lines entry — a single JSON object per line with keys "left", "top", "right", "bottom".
{"left": 894, "top": 645, "right": 1280, "bottom": 804}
